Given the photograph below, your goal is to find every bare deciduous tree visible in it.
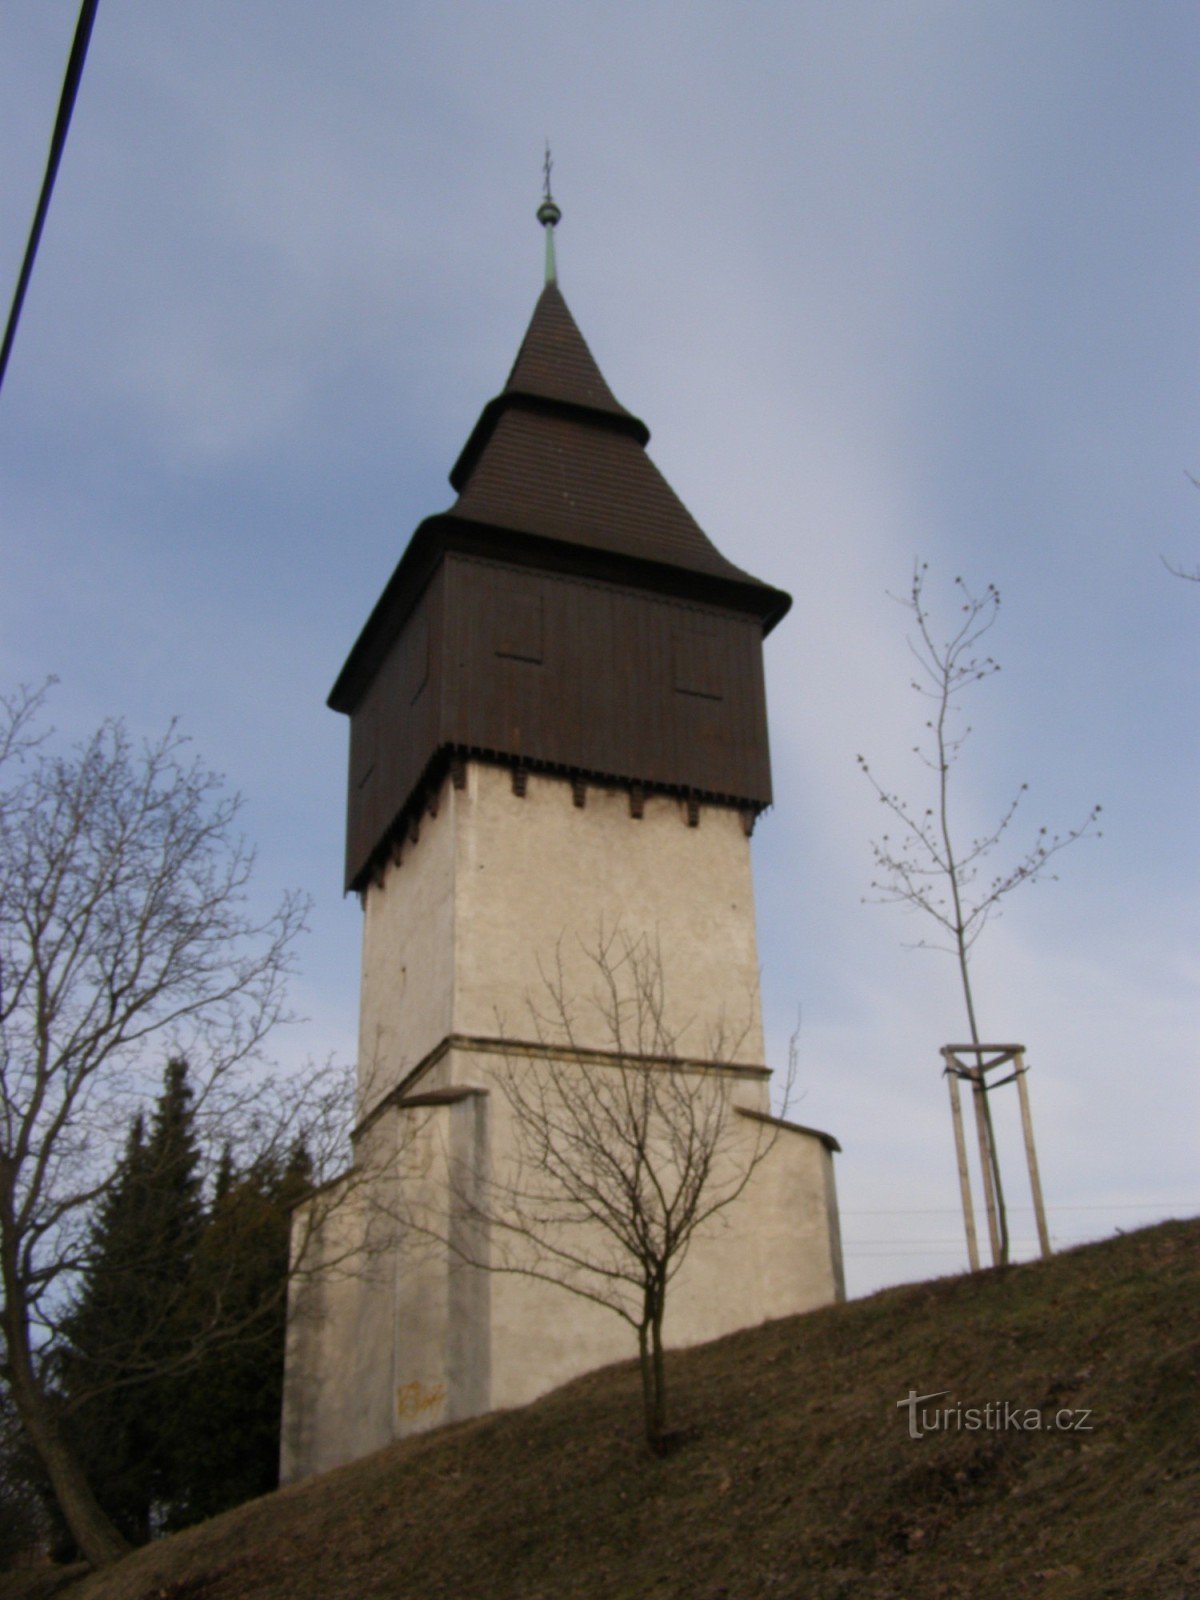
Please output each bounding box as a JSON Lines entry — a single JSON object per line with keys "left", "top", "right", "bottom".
{"left": 1161, "top": 555, "right": 1200, "bottom": 582}
{"left": 1161, "top": 471, "right": 1200, "bottom": 580}
{"left": 857, "top": 565, "right": 1101, "bottom": 1264}
{"left": 425, "top": 929, "right": 793, "bottom": 1454}
{"left": 0, "top": 684, "right": 310, "bottom": 1567}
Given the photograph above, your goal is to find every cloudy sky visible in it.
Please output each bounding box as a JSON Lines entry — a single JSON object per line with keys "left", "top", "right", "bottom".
{"left": 2, "top": 3, "right": 1196, "bottom": 1299}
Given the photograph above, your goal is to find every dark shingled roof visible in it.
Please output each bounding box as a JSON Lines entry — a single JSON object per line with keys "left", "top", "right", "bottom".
{"left": 329, "top": 282, "right": 790, "bottom": 714}
{"left": 448, "top": 284, "right": 773, "bottom": 594}
{"left": 501, "top": 281, "right": 641, "bottom": 424}
{"left": 456, "top": 410, "right": 757, "bottom": 580}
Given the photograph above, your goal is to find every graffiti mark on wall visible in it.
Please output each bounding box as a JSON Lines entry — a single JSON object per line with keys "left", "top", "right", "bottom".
{"left": 396, "top": 1379, "right": 447, "bottom": 1420}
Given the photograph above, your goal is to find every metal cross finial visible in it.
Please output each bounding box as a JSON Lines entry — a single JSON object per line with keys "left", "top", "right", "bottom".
{"left": 536, "top": 140, "right": 561, "bottom": 284}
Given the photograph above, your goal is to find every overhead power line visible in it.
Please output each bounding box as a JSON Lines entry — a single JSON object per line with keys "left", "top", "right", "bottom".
{"left": 0, "top": 0, "right": 101, "bottom": 396}
{"left": 841, "top": 1201, "right": 1198, "bottom": 1216}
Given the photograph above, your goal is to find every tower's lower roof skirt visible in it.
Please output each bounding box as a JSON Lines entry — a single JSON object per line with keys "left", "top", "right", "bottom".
{"left": 348, "top": 746, "right": 767, "bottom": 896}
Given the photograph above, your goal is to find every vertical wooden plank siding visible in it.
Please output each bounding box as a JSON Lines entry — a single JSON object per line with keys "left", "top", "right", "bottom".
{"left": 342, "top": 553, "right": 774, "bottom": 889}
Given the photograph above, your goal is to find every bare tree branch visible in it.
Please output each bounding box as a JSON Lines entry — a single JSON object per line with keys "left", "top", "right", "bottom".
{"left": 398, "top": 929, "right": 792, "bottom": 1454}
{"left": 857, "top": 563, "right": 1101, "bottom": 1265}
{"left": 1161, "top": 472, "right": 1200, "bottom": 580}
{"left": 0, "top": 688, "right": 314, "bottom": 1567}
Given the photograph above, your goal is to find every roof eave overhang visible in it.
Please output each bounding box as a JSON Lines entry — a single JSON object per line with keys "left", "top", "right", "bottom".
{"left": 449, "top": 391, "right": 651, "bottom": 493}
{"left": 328, "top": 513, "right": 791, "bottom": 716}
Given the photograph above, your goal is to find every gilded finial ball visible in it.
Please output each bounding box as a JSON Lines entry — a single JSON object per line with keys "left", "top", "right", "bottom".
{"left": 537, "top": 197, "right": 561, "bottom": 229}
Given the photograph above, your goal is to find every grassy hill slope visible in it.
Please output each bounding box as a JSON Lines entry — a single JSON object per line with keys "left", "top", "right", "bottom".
{"left": 9, "top": 1217, "right": 1199, "bottom": 1600}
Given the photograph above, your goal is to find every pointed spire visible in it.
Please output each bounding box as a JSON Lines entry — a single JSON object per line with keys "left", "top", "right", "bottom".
{"left": 446, "top": 282, "right": 784, "bottom": 608}
{"left": 503, "top": 284, "right": 639, "bottom": 425}
{"left": 448, "top": 280, "right": 647, "bottom": 493}
{"left": 536, "top": 141, "right": 561, "bottom": 285}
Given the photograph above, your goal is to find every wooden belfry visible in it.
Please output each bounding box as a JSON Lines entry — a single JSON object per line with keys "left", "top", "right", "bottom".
{"left": 942, "top": 1044, "right": 1052, "bottom": 1270}
{"left": 328, "top": 169, "right": 789, "bottom": 896}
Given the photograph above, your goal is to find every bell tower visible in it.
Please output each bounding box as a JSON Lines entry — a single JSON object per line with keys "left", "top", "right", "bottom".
{"left": 281, "top": 193, "right": 843, "bottom": 1482}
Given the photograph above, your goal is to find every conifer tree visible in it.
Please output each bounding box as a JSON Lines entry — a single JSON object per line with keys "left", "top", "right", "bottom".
{"left": 59, "top": 1060, "right": 204, "bottom": 1542}
{"left": 0, "top": 1385, "right": 49, "bottom": 1567}
{"left": 51, "top": 1066, "right": 314, "bottom": 1542}
{"left": 169, "top": 1143, "right": 311, "bottom": 1526}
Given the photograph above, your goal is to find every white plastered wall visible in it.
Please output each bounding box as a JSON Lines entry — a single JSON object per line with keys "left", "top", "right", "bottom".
{"left": 358, "top": 762, "right": 769, "bottom": 1114}
{"left": 284, "top": 760, "right": 842, "bottom": 1481}
{"left": 279, "top": 1168, "right": 394, "bottom": 1481}
{"left": 437, "top": 1046, "right": 841, "bottom": 1417}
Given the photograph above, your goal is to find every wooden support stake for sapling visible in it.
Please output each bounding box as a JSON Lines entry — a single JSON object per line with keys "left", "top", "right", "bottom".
{"left": 945, "top": 1061, "right": 980, "bottom": 1271}
{"left": 942, "top": 1044, "right": 1054, "bottom": 1271}
{"left": 970, "top": 1068, "right": 1003, "bottom": 1266}
{"left": 1015, "top": 1052, "right": 1052, "bottom": 1259}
